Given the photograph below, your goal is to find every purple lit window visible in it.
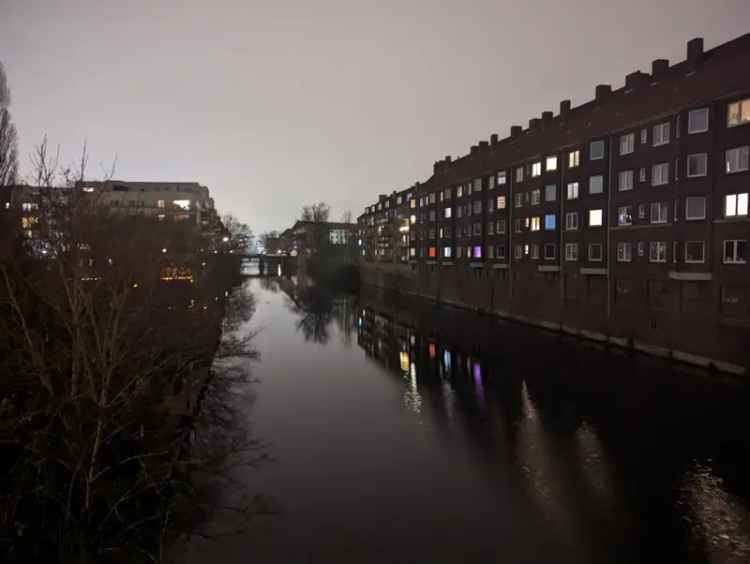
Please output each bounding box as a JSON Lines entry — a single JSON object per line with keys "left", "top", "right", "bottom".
{"left": 473, "top": 245, "right": 482, "bottom": 258}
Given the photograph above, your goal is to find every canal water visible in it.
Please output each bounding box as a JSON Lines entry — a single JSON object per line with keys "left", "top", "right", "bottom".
{"left": 187, "top": 271, "right": 750, "bottom": 564}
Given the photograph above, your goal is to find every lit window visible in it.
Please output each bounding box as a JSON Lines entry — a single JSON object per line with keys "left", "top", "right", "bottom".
{"left": 565, "top": 212, "right": 578, "bottom": 231}
{"left": 649, "top": 241, "right": 668, "bottom": 263}
{"left": 531, "top": 162, "right": 542, "bottom": 177}
{"left": 687, "top": 153, "right": 708, "bottom": 177}
{"left": 410, "top": 214, "right": 416, "bottom": 225}
{"left": 617, "top": 206, "right": 632, "bottom": 226}
{"left": 653, "top": 122, "right": 670, "bottom": 146}
{"left": 617, "top": 242, "right": 632, "bottom": 262}
{"left": 723, "top": 240, "right": 746, "bottom": 263}
{"left": 566, "top": 182, "right": 579, "bottom": 200}
{"left": 544, "top": 185, "right": 556, "bottom": 201}
{"left": 497, "top": 195, "right": 506, "bottom": 209}
{"left": 685, "top": 241, "right": 705, "bottom": 263}
{"left": 565, "top": 243, "right": 578, "bottom": 261}
{"left": 545, "top": 156, "right": 558, "bottom": 171}
{"left": 726, "top": 146, "right": 750, "bottom": 173}
{"left": 428, "top": 246, "right": 437, "bottom": 258}
{"left": 473, "top": 245, "right": 482, "bottom": 259}
{"left": 497, "top": 171, "right": 507, "bottom": 185}
{"left": 444, "top": 207, "right": 452, "bottom": 219}
{"left": 650, "top": 202, "right": 669, "bottom": 224}
{"left": 443, "top": 246, "right": 452, "bottom": 258}
{"left": 589, "top": 209, "right": 603, "bottom": 226}
{"left": 568, "top": 150, "right": 580, "bottom": 168}
{"left": 618, "top": 170, "right": 633, "bottom": 191}
{"left": 640, "top": 128, "right": 648, "bottom": 144}
{"left": 725, "top": 193, "right": 749, "bottom": 217}
{"left": 590, "top": 140, "right": 605, "bottom": 160}
{"left": 652, "top": 162, "right": 670, "bottom": 186}
{"left": 685, "top": 196, "right": 706, "bottom": 220}
{"left": 410, "top": 199, "right": 416, "bottom": 209}
{"left": 589, "top": 175, "right": 604, "bottom": 194}
{"left": 157, "top": 199, "right": 165, "bottom": 208}
{"left": 727, "top": 98, "right": 750, "bottom": 128}
{"left": 544, "top": 214, "right": 556, "bottom": 230}
{"left": 588, "top": 244, "right": 603, "bottom": 262}
{"left": 619, "top": 133, "right": 635, "bottom": 155}
{"left": 82, "top": 186, "right": 95, "bottom": 193}
{"left": 531, "top": 217, "right": 541, "bottom": 231}
{"left": 688, "top": 108, "right": 709, "bottom": 133}
{"left": 173, "top": 199, "right": 191, "bottom": 210}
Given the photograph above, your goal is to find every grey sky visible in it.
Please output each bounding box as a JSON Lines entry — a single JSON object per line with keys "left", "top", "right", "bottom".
{"left": 1, "top": 0, "right": 747, "bottom": 233}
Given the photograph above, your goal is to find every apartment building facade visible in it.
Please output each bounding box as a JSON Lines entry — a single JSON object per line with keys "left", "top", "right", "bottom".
{"left": 357, "top": 34, "right": 750, "bottom": 374}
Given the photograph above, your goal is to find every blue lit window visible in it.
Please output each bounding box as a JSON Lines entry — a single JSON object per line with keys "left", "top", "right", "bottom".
{"left": 544, "top": 214, "right": 556, "bottom": 230}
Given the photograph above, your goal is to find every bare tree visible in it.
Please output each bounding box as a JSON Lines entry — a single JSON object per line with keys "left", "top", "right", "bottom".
{"left": 340, "top": 210, "right": 353, "bottom": 223}
{"left": 221, "top": 213, "right": 254, "bottom": 253}
{"left": 0, "top": 61, "right": 18, "bottom": 186}
{"left": 29, "top": 134, "right": 61, "bottom": 187}
{"left": 300, "top": 202, "right": 330, "bottom": 223}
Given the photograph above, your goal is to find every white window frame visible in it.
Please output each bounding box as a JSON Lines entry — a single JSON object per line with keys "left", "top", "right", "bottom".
{"left": 565, "top": 243, "right": 579, "bottom": 261}
{"left": 650, "top": 202, "right": 669, "bottom": 224}
{"left": 652, "top": 162, "right": 670, "bottom": 186}
{"left": 588, "top": 243, "right": 603, "bottom": 262}
{"left": 688, "top": 107, "right": 709, "bottom": 133}
{"left": 568, "top": 150, "right": 580, "bottom": 168}
{"left": 728, "top": 98, "right": 750, "bottom": 128}
{"left": 685, "top": 196, "right": 706, "bottom": 221}
{"left": 589, "top": 209, "right": 603, "bottom": 227}
{"left": 617, "top": 205, "right": 632, "bottom": 226}
{"left": 544, "top": 243, "right": 556, "bottom": 260}
{"left": 546, "top": 156, "right": 558, "bottom": 171}
{"left": 531, "top": 162, "right": 542, "bottom": 177}
{"left": 619, "top": 133, "right": 635, "bottom": 155}
{"left": 565, "top": 212, "right": 579, "bottom": 231}
{"left": 687, "top": 153, "right": 708, "bottom": 178}
{"left": 723, "top": 240, "right": 746, "bottom": 263}
{"left": 653, "top": 122, "right": 671, "bottom": 146}
{"left": 725, "top": 193, "right": 749, "bottom": 217}
{"left": 649, "top": 241, "right": 667, "bottom": 263}
{"left": 618, "top": 170, "right": 633, "bottom": 191}
{"left": 589, "top": 140, "right": 605, "bottom": 160}
{"left": 616, "top": 241, "right": 632, "bottom": 262}
{"left": 530, "top": 216, "right": 541, "bottom": 232}
{"left": 726, "top": 146, "right": 750, "bottom": 174}
{"left": 544, "top": 184, "right": 557, "bottom": 202}
{"left": 566, "top": 182, "right": 579, "bottom": 200}
{"left": 589, "top": 175, "right": 604, "bottom": 195}
{"left": 531, "top": 189, "right": 541, "bottom": 205}
{"left": 684, "top": 241, "right": 705, "bottom": 264}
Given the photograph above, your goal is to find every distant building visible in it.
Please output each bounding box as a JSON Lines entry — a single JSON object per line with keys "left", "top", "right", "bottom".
{"left": 357, "top": 33, "right": 750, "bottom": 374}
{"left": 274, "top": 220, "right": 356, "bottom": 256}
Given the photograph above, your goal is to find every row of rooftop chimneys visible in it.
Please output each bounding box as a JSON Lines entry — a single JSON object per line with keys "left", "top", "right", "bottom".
{"left": 432, "top": 38, "right": 705, "bottom": 174}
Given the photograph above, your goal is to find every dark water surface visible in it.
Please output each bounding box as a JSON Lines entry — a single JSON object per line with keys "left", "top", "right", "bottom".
{"left": 187, "top": 274, "right": 750, "bottom": 564}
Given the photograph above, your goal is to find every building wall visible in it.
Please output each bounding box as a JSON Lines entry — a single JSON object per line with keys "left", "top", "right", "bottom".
{"left": 357, "top": 34, "right": 750, "bottom": 375}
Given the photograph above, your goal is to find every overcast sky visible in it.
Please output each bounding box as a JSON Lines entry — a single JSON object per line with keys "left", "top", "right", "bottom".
{"left": 1, "top": 0, "right": 747, "bottom": 233}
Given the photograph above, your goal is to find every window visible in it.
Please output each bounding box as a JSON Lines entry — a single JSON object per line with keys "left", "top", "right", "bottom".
{"left": 566, "top": 182, "right": 579, "bottom": 200}
{"left": 565, "top": 212, "right": 579, "bottom": 231}
{"left": 443, "top": 246, "right": 452, "bottom": 258}
{"left": 565, "top": 243, "right": 579, "bottom": 261}
{"left": 428, "top": 246, "right": 437, "bottom": 258}
{"left": 640, "top": 128, "right": 648, "bottom": 144}
{"left": 687, "top": 153, "right": 708, "bottom": 177}
{"left": 487, "top": 198, "right": 495, "bottom": 212}
{"left": 639, "top": 167, "right": 647, "bottom": 183}
{"left": 568, "top": 150, "right": 580, "bottom": 168}
{"left": 473, "top": 222, "right": 482, "bottom": 235}
{"left": 620, "top": 133, "right": 635, "bottom": 155}
{"left": 516, "top": 167, "right": 524, "bottom": 183}
{"left": 531, "top": 189, "right": 541, "bottom": 205}
{"left": 515, "top": 193, "right": 523, "bottom": 208}
{"left": 589, "top": 175, "right": 604, "bottom": 194}
{"left": 410, "top": 199, "right": 416, "bottom": 209}
{"left": 650, "top": 202, "right": 669, "bottom": 224}
{"left": 514, "top": 219, "right": 522, "bottom": 233}
{"left": 473, "top": 245, "right": 483, "bottom": 259}
{"left": 410, "top": 214, "right": 416, "bottom": 225}
{"left": 444, "top": 207, "right": 452, "bottom": 219}
{"left": 617, "top": 242, "right": 632, "bottom": 262}
{"left": 685, "top": 196, "right": 706, "bottom": 220}
{"left": 544, "top": 184, "right": 556, "bottom": 201}
{"left": 652, "top": 162, "right": 670, "bottom": 186}
{"left": 531, "top": 217, "right": 541, "bottom": 231}
{"left": 685, "top": 241, "right": 705, "bottom": 263}
{"left": 429, "top": 210, "right": 436, "bottom": 221}
{"left": 496, "top": 219, "right": 506, "bottom": 233}
{"left": 544, "top": 214, "right": 556, "bottom": 230}
{"left": 728, "top": 98, "right": 750, "bottom": 127}
{"left": 497, "top": 171, "right": 507, "bottom": 185}
{"left": 456, "top": 185, "right": 463, "bottom": 198}
{"left": 649, "top": 241, "right": 667, "bottom": 263}
{"left": 588, "top": 244, "right": 603, "bottom": 262}
{"left": 488, "top": 221, "right": 495, "bottom": 235}
{"left": 529, "top": 244, "right": 539, "bottom": 259}
{"left": 514, "top": 245, "right": 523, "bottom": 259}
{"left": 444, "top": 188, "right": 452, "bottom": 199}
{"left": 589, "top": 209, "right": 603, "bottom": 227}
{"left": 723, "top": 240, "right": 746, "bottom": 263}
{"left": 531, "top": 162, "right": 542, "bottom": 177}
{"left": 589, "top": 140, "right": 605, "bottom": 160}
{"left": 725, "top": 193, "right": 749, "bottom": 217}
{"left": 430, "top": 193, "right": 437, "bottom": 204}
{"left": 157, "top": 199, "right": 165, "bottom": 208}
{"left": 496, "top": 245, "right": 506, "bottom": 259}
{"left": 726, "top": 146, "right": 750, "bottom": 173}
{"left": 653, "top": 122, "right": 670, "bottom": 146}
{"left": 688, "top": 107, "right": 709, "bottom": 133}
{"left": 473, "top": 200, "right": 482, "bottom": 214}
{"left": 617, "top": 170, "right": 633, "bottom": 192}
{"left": 637, "top": 204, "right": 646, "bottom": 219}
{"left": 473, "top": 178, "right": 482, "bottom": 192}
{"left": 544, "top": 244, "right": 556, "bottom": 260}
{"left": 617, "top": 206, "right": 632, "bottom": 226}
{"left": 488, "top": 176, "right": 495, "bottom": 190}
{"left": 546, "top": 156, "right": 558, "bottom": 171}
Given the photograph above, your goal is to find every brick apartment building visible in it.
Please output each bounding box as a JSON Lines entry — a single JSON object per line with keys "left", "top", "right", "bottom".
{"left": 357, "top": 34, "right": 750, "bottom": 374}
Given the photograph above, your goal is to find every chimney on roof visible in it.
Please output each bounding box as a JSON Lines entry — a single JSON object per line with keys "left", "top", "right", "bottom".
{"left": 595, "top": 84, "right": 612, "bottom": 101}
{"left": 541, "top": 111, "right": 553, "bottom": 126}
{"left": 479, "top": 140, "right": 489, "bottom": 151}
{"left": 433, "top": 161, "right": 441, "bottom": 174}
{"left": 490, "top": 133, "right": 499, "bottom": 146}
{"left": 687, "top": 37, "right": 704, "bottom": 65}
{"left": 625, "top": 71, "right": 648, "bottom": 89}
{"left": 510, "top": 125, "right": 522, "bottom": 138}
{"left": 651, "top": 58, "right": 669, "bottom": 77}
{"left": 445, "top": 155, "right": 452, "bottom": 163}
{"left": 528, "top": 118, "right": 540, "bottom": 130}
{"left": 470, "top": 145, "right": 478, "bottom": 155}
{"left": 559, "top": 100, "right": 571, "bottom": 116}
